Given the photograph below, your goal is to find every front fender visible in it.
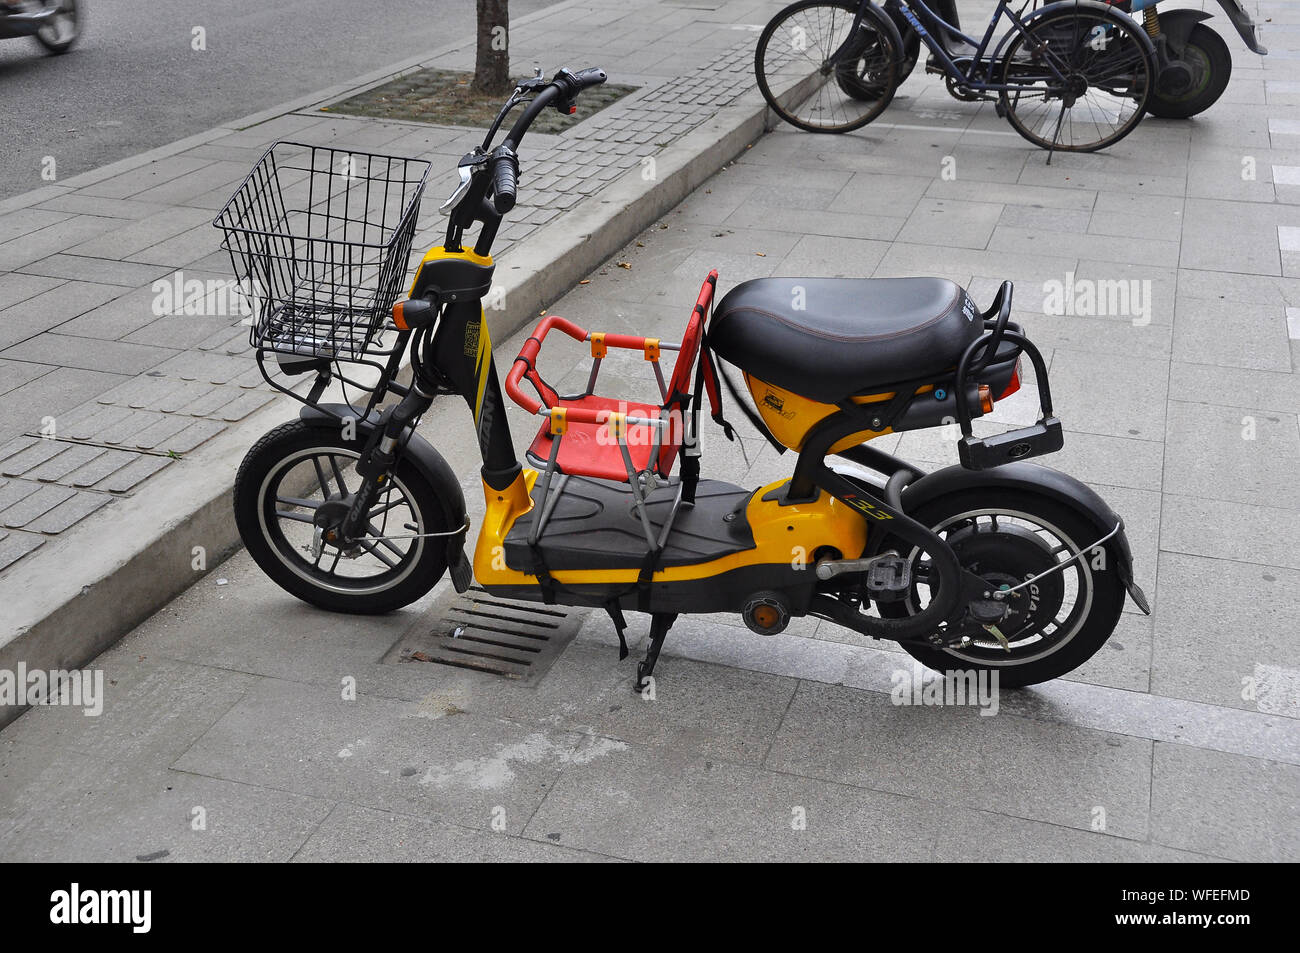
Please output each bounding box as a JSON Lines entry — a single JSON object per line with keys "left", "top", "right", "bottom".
{"left": 900, "top": 461, "right": 1151, "bottom": 613}
{"left": 300, "top": 403, "right": 472, "bottom": 591}
{"left": 991, "top": 0, "right": 1157, "bottom": 68}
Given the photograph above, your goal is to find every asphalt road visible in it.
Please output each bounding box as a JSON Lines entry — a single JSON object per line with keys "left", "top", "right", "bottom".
{"left": 0, "top": 0, "right": 557, "bottom": 199}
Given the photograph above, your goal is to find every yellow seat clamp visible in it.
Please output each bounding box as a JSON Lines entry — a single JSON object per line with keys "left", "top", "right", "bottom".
{"left": 644, "top": 338, "right": 660, "bottom": 361}
{"left": 590, "top": 332, "right": 607, "bottom": 359}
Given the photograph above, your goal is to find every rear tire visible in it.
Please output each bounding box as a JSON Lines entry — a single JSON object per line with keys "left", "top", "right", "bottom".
{"left": 999, "top": 7, "right": 1153, "bottom": 153}
{"left": 233, "top": 419, "right": 450, "bottom": 614}
{"left": 1145, "top": 23, "right": 1232, "bottom": 119}
{"left": 879, "top": 489, "right": 1126, "bottom": 688}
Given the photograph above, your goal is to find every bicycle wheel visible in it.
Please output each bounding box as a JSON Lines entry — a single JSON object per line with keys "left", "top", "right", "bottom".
{"left": 999, "top": 7, "right": 1153, "bottom": 153}
{"left": 755, "top": 0, "right": 899, "bottom": 134}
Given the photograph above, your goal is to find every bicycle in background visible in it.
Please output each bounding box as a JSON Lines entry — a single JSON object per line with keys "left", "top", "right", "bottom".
{"left": 755, "top": 0, "right": 1157, "bottom": 157}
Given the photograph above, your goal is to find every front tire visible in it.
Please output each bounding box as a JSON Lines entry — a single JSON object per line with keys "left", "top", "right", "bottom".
{"left": 1145, "top": 23, "right": 1232, "bottom": 119}
{"left": 880, "top": 489, "right": 1126, "bottom": 688}
{"left": 233, "top": 419, "right": 450, "bottom": 614}
{"left": 755, "top": 0, "right": 900, "bottom": 134}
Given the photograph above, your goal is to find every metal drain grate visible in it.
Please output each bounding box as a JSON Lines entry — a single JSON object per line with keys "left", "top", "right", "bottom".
{"left": 384, "top": 586, "right": 583, "bottom": 682}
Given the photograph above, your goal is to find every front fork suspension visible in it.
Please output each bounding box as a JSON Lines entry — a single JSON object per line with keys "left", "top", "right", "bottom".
{"left": 337, "top": 387, "right": 435, "bottom": 544}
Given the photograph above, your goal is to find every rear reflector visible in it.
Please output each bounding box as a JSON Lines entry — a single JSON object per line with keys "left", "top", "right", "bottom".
{"left": 979, "top": 384, "right": 994, "bottom": 415}
{"left": 997, "top": 358, "right": 1023, "bottom": 400}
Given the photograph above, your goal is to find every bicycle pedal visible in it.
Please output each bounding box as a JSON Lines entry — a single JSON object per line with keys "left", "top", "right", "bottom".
{"left": 864, "top": 556, "right": 911, "bottom": 596}
{"left": 958, "top": 417, "right": 1063, "bottom": 471}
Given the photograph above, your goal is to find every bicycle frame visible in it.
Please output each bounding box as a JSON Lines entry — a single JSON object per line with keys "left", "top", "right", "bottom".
{"left": 881, "top": 0, "right": 1074, "bottom": 92}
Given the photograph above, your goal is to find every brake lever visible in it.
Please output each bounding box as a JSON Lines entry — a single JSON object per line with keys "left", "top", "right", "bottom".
{"left": 439, "top": 151, "right": 488, "bottom": 214}
{"left": 439, "top": 167, "right": 473, "bottom": 213}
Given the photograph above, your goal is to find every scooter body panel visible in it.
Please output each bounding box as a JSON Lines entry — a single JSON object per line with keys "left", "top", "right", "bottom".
{"left": 472, "top": 471, "right": 869, "bottom": 613}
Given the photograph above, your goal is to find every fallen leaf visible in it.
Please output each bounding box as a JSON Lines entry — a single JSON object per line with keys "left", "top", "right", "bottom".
{"left": 617, "top": 261, "right": 631, "bottom": 269}
{"left": 636, "top": 241, "right": 645, "bottom": 247}
{"left": 755, "top": 252, "right": 766, "bottom": 257}
{"left": 579, "top": 279, "right": 591, "bottom": 285}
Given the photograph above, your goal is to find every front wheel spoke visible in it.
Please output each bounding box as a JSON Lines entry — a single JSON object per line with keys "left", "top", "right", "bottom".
{"left": 311, "top": 458, "right": 332, "bottom": 497}
{"left": 328, "top": 455, "right": 349, "bottom": 495}
{"left": 356, "top": 537, "right": 400, "bottom": 569}
{"left": 366, "top": 522, "right": 408, "bottom": 558}
{"left": 276, "top": 495, "right": 321, "bottom": 510}
{"left": 275, "top": 510, "right": 318, "bottom": 525}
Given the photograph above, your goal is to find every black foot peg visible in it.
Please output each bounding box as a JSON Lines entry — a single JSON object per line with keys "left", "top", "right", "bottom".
{"left": 865, "top": 556, "right": 911, "bottom": 601}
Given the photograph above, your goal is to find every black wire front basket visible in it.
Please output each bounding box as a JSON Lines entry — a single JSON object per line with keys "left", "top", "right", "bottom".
{"left": 214, "top": 141, "right": 431, "bottom": 363}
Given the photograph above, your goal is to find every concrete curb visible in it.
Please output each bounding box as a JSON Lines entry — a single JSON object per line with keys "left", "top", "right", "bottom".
{"left": 0, "top": 47, "right": 774, "bottom": 730}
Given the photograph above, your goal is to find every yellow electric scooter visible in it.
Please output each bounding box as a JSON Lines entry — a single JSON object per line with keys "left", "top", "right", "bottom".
{"left": 215, "top": 67, "right": 1149, "bottom": 692}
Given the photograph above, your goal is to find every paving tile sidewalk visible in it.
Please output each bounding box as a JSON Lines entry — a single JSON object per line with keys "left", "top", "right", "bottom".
{"left": 2, "top": 0, "right": 1299, "bottom": 862}
{"left": 0, "top": 0, "right": 788, "bottom": 643}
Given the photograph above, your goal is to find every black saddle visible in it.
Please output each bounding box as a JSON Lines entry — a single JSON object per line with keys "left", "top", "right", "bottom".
{"left": 709, "top": 277, "right": 984, "bottom": 403}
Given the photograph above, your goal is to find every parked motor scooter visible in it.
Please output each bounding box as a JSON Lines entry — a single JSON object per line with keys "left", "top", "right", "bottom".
{"left": 0, "top": 0, "right": 80, "bottom": 55}
{"left": 1113, "top": 0, "right": 1267, "bottom": 118}
{"left": 214, "top": 67, "right": 1152, "bottom": 693}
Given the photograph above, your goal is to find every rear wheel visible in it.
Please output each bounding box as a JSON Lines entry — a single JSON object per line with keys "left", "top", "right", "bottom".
{"left": 1000, "top": 8, "right": 1153, "bottom": 152}
{"left": 879, "top": 489, "right": 1126, "bottom": 688}
{"left": 1145, "top": 23, "right": 1232, "bottom": 119}
{"left": 233, "top": 420, "right": 450, "bottom": 614}
{"left": 755, "top": 0, "right": 900, "bottom": 133}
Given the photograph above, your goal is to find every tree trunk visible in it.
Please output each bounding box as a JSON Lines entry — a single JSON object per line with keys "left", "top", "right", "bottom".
{"left": 473, "top": 0, "right": 511, "bottom": 96}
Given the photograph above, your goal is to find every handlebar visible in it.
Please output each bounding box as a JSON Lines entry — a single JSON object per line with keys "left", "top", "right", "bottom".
{"left": 444, "top": 66, "right": 607, "bottom": 249}
{"left": 491, "top": 145, "right": 518, "bottom": 214}
{"left": 489, "top": 67, "right": 606, "bottom": 217}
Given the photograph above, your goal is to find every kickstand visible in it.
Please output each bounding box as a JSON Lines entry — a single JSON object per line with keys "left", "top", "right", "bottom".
{"left": 635, "top": 612, "right": 678, "bottom": 693}
{"left": 604, "top": 602, "right": 629, "bottom": 660}
{"left": 1046, "top": 100, "right": 1067, "bottom": 166}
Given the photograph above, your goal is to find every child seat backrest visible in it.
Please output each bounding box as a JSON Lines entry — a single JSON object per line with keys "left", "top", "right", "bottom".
{"left": 655, "top": 270, "right": 717, "bottom": 475}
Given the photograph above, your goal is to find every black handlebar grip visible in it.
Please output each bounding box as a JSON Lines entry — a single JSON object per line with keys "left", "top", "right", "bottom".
{"left": 571, "top": 67, "right": 607, "bottom": 91}
{"left": 492, "top": 150, "right": 518, "bottom": 214}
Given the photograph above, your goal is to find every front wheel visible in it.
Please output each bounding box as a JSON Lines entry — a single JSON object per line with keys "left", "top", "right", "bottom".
{"left": 755, "top": 0, "right": 900, "bottom": 133}
{"left": 999, "top": 7, "right": 1154, "bottom": 152}
{"left": 33, "top": 0, "right": 80, "bottom": 54}
{"left": 879, "top": 489, "right": 1126, "bottom": 688}
{"left": 233, "top": 419, "right": 451, "bottom": 614}
{"left": 1145, "top": 23, "right": 1232, "bottom": 119}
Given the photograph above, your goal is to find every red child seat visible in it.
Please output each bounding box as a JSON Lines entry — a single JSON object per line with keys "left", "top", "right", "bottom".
{"left": 505, "top": 271, "right": 718, "bottom": 484}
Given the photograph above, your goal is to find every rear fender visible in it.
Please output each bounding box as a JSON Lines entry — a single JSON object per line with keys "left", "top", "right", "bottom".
{"left": 899, "top": 461, "right": 1151, "bottom": 613}
{"left": 1156, "top": 9, "right": 1212, "bottom": 56}
{"left": 299, "top": 403, "right": 472, "bottom": 591}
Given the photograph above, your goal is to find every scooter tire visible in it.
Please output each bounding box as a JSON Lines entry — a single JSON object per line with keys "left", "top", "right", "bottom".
{"left": 233, "top": 419, "right": 450, "bottom": 615}
{"left": 1146, "top": 23, "right": 1232, "bottom": 119}
{"left": 878, "top": 489, "right": 1128, "bottom": 689}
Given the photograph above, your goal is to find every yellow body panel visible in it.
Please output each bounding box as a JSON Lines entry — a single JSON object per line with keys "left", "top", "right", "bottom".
{"left": 408, "top": 245, "right": 493, "bottom": 297}
{"left": 745, "top": 373, "right": 935, "bottom": 453}
{"left": 472, "top": 470, "right": 869, "bottom": 588}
